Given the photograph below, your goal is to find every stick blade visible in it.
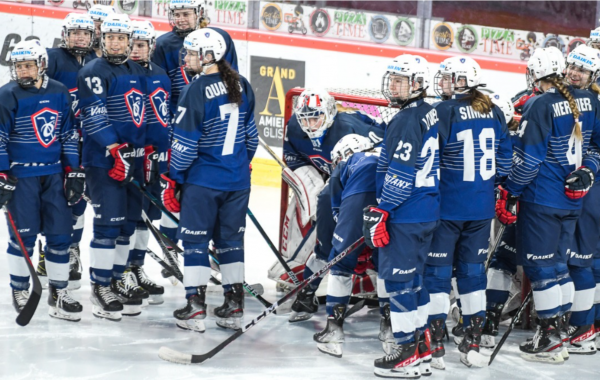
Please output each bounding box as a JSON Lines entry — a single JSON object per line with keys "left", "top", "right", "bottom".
{"left": 158, "top": 346, "right": 193, "bottom": 365}
{"left": 15, "top": 290, "right": 41, "bottom": 327}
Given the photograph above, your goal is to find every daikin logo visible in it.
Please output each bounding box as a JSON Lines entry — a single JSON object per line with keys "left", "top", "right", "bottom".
{"left": 526, "top": 253, "right": 554, "bottom": 260}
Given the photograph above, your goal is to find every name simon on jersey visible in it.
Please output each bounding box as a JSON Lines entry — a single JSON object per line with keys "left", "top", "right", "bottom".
{"left": 421, "top": 108, "right": 438, "bottom": 130}
{"left": 552, "top": 98, "right": 593, "bottom": 117}
{"left": 459, "top": 106, "right": 494, "bottom": 120}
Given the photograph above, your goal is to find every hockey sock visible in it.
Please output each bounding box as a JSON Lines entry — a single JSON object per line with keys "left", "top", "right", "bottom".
{"left": 558, "top": 270, "right": 574, "bottom": 315}
{"left": 326, "top": 271, "right": 352, "bottom": 315}
{"left": 112, "top": 236, "right": 131, "bottom": 279}
{"left": 183, "top": 243, "right": 211, "bottom": 299}
{"left": 216, "top": 244, "right": 244, "bottom": 291}
{"left": 387, "top": 278, "right": 418, "bottom": 344}
{"left": 416, "top": 281, "right": 430, "bottom": 334}
{"left": 45, "top": 234, "right": 71, "bottom": 289}
{"left": 486, "top": 267, "right": 513, "bottom": 309}
{"left": 569, "top": 266, "right": 596, "bottom": 327}
{"left": 71, "top": 213, "right": 85, "bottom": 245}
{"left": 524, "top": 265, "right": 562, "bottom": 319}
{"left": 90, "top": 226, "right": 118, "bottom": 286}
{"left": 129, "top": 223, "right": 149, "bottom": 267}
{"left": 6, "top": 236, "right": 35, "bottom": 290}
{"left": 377, "top": 278, "right": 390, "bottom": 315}
{"left": 424, "top": 264, "right": 451, "bottom": 323}
{"left": 160, "top": 212, "right": 178, "bottom": 244}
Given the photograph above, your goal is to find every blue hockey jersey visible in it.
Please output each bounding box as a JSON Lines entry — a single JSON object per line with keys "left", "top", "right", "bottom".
{"left": 153, "top": 27, "right": 238, "bottom": 116}
{"left": 169, "top": 72, "right": 257, "bottom": 191}
{"left": 143, "top": 62, "right": 172, "bottom": 173}
{"left": 46, "top": 47, "right": 96, "bottom": 119}
{"left": 376, "top": 98, "right": 440, "bottom": 223}
{"left": 77, "top": 58, "right": 148, "bottom": 169}
{"left": 284, "top": 112, "right": 384, "bottom": 177}
{"left": 504, "top": 86, "right": 600, "bottom": 210}
{"left": 330, "top": 151, "right": 378, "bottom": 220}
{"left": 436, "top": 94, "right": 512, "bottom": 220}
{"left": 0, "top": 76, "right": 79, "bottom": 178}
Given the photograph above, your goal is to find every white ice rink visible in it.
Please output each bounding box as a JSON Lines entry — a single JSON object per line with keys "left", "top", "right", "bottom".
{"left": 0, "top": 185, "right": 598, "bottom": 380}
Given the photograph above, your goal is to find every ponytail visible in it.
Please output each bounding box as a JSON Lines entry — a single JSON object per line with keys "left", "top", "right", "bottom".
{"left": 217, "top": 60, "right": 242, "bottom": 105}
{"left": 508, "top": 118, "right": 519, "bottom": 132}
{"left": 468, "top": 89, "right": 494, "bottom": 114}
{"left": 547, "top": 76, "right": 582, "bottom": 141}
{"left": 590, "top": 82, "right": 600, "bottom": 96}
{"left": 199, "top": 18, "right": 209, "bottom": 28}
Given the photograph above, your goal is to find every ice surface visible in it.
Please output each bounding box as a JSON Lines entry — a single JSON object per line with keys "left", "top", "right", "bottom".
{"left": 0, "top": 186, "right": 598, "bottom": 379}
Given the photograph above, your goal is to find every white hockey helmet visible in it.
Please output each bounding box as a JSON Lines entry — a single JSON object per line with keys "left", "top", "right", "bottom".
{"left": 589, "top": 27, "right": 600, "bottom": 49}
{"left": 382, "top": 54, "right": 430, "bottom": 107}
{"left": 169, "top": 0, "right": 205, "bottom": 37}
{"left": 88, "top": 4, "right": 116, "bottom": 22}
{"left": 61, "top": 13, "right": 95, "bottom": 56}
{"left": 295, "top": 89, "right": 338, "bottom": 140}
{"left": 526, "top": 47, "right": 564, "bottom": 90}
{"left": 331, "top": 134, "right": 374, "bottom": 168}
{"left": 181, "top": 28, "right": 226, "bottom": 74}
{"left": 131, "top": 20, "right": 157, "bottom": 64}
{"left": 490, "top": 93, "right": 515, "bottom": 123}
{"left": 10, "top": 39, "right": 48, "bottom": 88}
{"left": 566, "top": 44, "right": 600, "bottom": 89}
{"left": 101, "top": 14, "right": 133, "bottom": 65}
{"left": 434, "top": 56, "right": 484, "bottom": 97}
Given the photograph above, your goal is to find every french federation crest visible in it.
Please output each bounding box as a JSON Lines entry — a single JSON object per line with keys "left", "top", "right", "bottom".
{"left": 31, "top": 108, "right": 58, "bottom": 148}
{"left": 150, "top": 88, "right": 169, "bottom": 127}
{"left": 309, "top": 155, "right": 331, "bottom": 175}
{"left": 69, "top": 87, "right": 80, "bottom": 117}
{"left": 124, "top": 89, "right": 145, "bottom": 128}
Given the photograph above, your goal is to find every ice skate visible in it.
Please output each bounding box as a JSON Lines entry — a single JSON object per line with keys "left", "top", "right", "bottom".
{"left": 314, "top": 304, "right": 346, "bottom": 358}
{"left": 374, "top": 342, "right": 421, "bottom": 379}
{"left": 131, "top": 265, "right": 164, "bottom": 305}
{"left": 481, "top": 303, "right": 503, "bottom": 349}
{"left": 111, "top": 277, "right": 143, "bottom": 316}
{"left": 67, "top": 245, "right": 82, "bottom": 290}
{"left": 418, "top": 330, "right": 432, "bottom": 376}
{"left": 452, "top": 319, "right": 464, "bottom": 345}
{"left": 379, "top": 304, "right": 394, "bottom": 354}
{"left": 48, "top": 284, "right": 82, "bottom": 322}
{"left": 12, "top": 289, "right": 29, "bottom": 313}
{"left": 565, "top": 324, "right": 596, "bottom": 355}
{"left": 520, "top": 317, "right": 564, "bottom": 364}
{"left": 458, "top": 316, "right": 488, "bottom": 367}
{"left": 174, "top": 287, "right": 207, "bottom": 333}
{"left": 36, "top": 241, "right": 48, "bottom": 289}
{"left": 289, "top": 286, "right": 318, "bottom": 323}
{"left": 215, "top": 283, "right": 244, "bottom": 330}
{"left": 90, "top": 282, "right": 123, "bottom": 321}
{"left": 122, "top": 269, "right": 150, "bottom": 307}
{"left": 429, "top": 318, "right": 446, "bottom": 370}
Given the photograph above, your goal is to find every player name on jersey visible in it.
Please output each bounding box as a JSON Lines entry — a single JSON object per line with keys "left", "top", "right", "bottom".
{"left": 458, "top": 105, "right": 495, "bottom": 120}
{"left": 552, "top": 98, "right": 593, "bottom": 117}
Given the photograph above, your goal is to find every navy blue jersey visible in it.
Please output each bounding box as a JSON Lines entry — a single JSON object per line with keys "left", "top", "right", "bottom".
{"left": 143, "top": 62, "right": 172, "bottom": 173}
{"left": 0, "top": 76, "right": 79, "bottom": 178}
{"left": 504, "top": 87, "right": 600, "bottom": 210}
{"left": 153, "top": 27, "right": 238, "bottom": 117}
{"left": 77, "top": 58, "right": 148, "bottom": 169}
{"left": 46, "top": 47, "right": 96, "bottom": 120}
{"left": 330, "top": 151, "right": 378, "bottom": 220}
{"left": 376, "top": 98, "right": 440, "bottom": 223}
{"left": 169, "top": 72, "right": 257, "bottom": 191}
{"left": 436, "top": 95, "right": 512, "bottom": 220}
{"left": 284, "top": 112, "right": 384, "bottom": 176}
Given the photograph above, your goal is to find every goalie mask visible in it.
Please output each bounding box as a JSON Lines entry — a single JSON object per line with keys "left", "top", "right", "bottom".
{"left": 61, "top": 13, "right": 95, "bottom": 56}
{"left": 131, "top": 20, "right": 157, "bottom": 67}
{"left": 180, "top": 28, "right": 226, "bottom": 76}
{"left": 331, "top": 134, "right": 374, "bottom": 168}
{"left": 101, "top": 14, "right": 133, "bottom": 65}
{"left": 434, "top": 56, "right": 484, "bottom": 97}
{"left": 382, "top": 54, "right": 429, "bottom": 107}
{"left": 526, "top": 47, "right": 565, "bottom": 91}
{"left": 169, "top": 0, "right": 205, "bottom": 38}
{"left": 10, "top": 40, "right": 48, "bottom": 88}
{"left": 295, "top": 89, "right": 337, "bottom": 143}
{"left": 490, "top": 93, "right": 515, "bottom": 123}
{"left": 88, "top": 4, "right": 116, "bottom": 49}
{"left": 566, "top": 44, "right": 600, "bottom": 89}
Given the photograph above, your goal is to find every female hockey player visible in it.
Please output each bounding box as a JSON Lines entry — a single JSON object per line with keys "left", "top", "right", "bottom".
{"left": 40, "top": 13, "right": 97, "bottom": 290}
{"left": 160, "top": 28, "right": 258, "bottom": 332}
{"left": 125, "top": 20, "right": 172, "bottom": 305}
{"left": 77, "top": 14, "right": 150, "bottom": 321}
{"left": 87, "top": 4, "right": 116, "bottom": 58}
{"left": 496, "top": 47, "right": 600, "bottom": 364}
{"left": 282, "top": 88, "right": 384, "bottom": 323}
{"left": 362, "top": 54, "right": 439, "bottom": 378}
{"left": 0, "top": 40, "right": 84, "bottom": 321}
{"left": 424, "top": 56, "right": 512, "bottom": 369}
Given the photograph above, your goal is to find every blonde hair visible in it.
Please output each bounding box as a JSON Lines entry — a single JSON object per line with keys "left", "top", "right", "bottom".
{"left": 591, "top": 82, "right": 600, "bottom": 96}
{"left": 199, "top": 18, "right": 209, "bottom": 28}
{"left": 508, "top": 118, "right": 519, "bottom": 132}
{"left": 546, "top": 77, "right": 582, "bottom": 141}
{"left": 468, "top": 89, "right": 494, "bottom": 114}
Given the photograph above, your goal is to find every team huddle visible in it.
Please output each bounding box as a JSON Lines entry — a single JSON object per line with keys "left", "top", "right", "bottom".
{"left": 2, "top": 0, "right": 600, "bottom": 377}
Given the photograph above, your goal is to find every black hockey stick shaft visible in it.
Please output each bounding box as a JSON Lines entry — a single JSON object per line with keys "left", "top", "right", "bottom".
{"left": 485, "top": 223, "right": 506, "bottom": 272}
{"left": 287, "top": 222, "right": 315, "bottom": 263}
{"left": 246, "top": 208, "right": 301, "bottom": 286}
{"left": 488, "top": 290, "right": 532, "bottom": 366}
{"left": 158, "top": 237, "right": 364, "bottom": 364}
{"left": 145, "top": 249, "right": 184, "bottom": 282}
{"left": 4, "top": 208, "right": 42, "bottom": 326}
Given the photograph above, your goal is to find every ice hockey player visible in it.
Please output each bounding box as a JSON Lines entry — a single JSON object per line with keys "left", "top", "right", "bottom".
{"left": 38, "top": 13, "right": 97, "bottom": 291}
{"left": 496, "top": 47, "right": 600, "bottom": 364}
{"left": 160, "top": 28, "right": 257, "bottom": 332}
{"left": 282, "top": 88, "right": 384, "bottom": 323}
{"left": 362, "top": 54, "right": 439, "bottom": 378}
{"left": 0, "top": 40, "right": 84, "bottom": 321}
{"left": 77, "top": 14, "right": 150, "bottom": 321}
{"left": 424, "top": 56, "right": 512, "bottom": 369}
{"left": 125, "top": 20, "right": 171, "bottom": 305}
{"left": 87, "top": 4, "right": 116, "bottom": 58}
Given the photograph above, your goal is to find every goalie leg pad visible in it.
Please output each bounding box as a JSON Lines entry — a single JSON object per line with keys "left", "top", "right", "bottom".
{"left": 283, "top": 165, "right": 325, "bottom": 227}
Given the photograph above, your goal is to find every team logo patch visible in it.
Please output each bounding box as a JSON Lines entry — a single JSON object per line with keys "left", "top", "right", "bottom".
{"left": 309, "top": 155, "right": 331, "bottom": 175}
{"left": 124, "top": 89, "right": 145, "bottom": 127}
{"left": 69, "top": 87, "right": 80, "bottom": 117}
{"left": 31, "top": 108, "right": 59, "bottom": 148}
{"left": 150, "top": 88, "right": 169, "bottom": 127}
{"left": 460, "top": 58, "right": 466, "bottom": 63}
{"left": 205, "top": 32, "right": 210, "bottom": 38}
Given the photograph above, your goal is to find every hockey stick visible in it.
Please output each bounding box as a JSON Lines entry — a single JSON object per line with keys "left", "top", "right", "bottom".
{"left": 247, "top": 207, "right": 301, "bottom": 286}
{"left": 485, "top": 223, "right": 506, "bottom": 272}
{"left": 158, "top": 236, "right": 365, "bottom": 365}
{"left": 4, "top": 208, "right": 42, "bottom": 326}
{"left": 145, "top": 248, "right": 184, "bottom": 282}
{"left": 488, "top": 290, "right": 533, "bottom": 366}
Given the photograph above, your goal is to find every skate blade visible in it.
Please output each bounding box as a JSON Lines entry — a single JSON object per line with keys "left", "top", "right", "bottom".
{"left": 561, "top": 347, "right": 570, "bottom": 361}
{"left": 430, "top": 357, "right": 445, "bottom": 370}
{"left": 48, "top": 307, "right": 81, "bottom": 322}
{"left": 316, "top": 342, "right": 343, "bottom": 358}
{"left": 122, "top": 304, "right": 142, "bottom": 317}
{"left": 216, "top": 317, "right": 242, "bottom": 330}
{"left": 374, "top": 366, "right": 421, "bottom": 379}
{"left": 148, "top": 294, "right": 164, "bottom": 305}
{"left": 460, "top": 351, "right": 489, "bottom": 368}
{"left": 520, "top": 352, "right": 564, "bottom": 364}
{"left": 176, "top": 319, "right": 205, "bottom": 333}
{"left": 288, "top": 311, "right": 314, "bottom": 323}
{"left": 567, "top": 343, "right": 596, "bottom": 355}
{"left": 420, "top": 361, "right": 432, "bottom": 377}
{"left": 141, "top": 298, "right": 150, "bottom": 308}
{"left": 67, "top": 280, "right": 81, "bottom": 290}
{"left": 453, "top": 336, "right": 463, "bottom": 345}
{"left": 480, "top": 335, "right": 496, "bottom": 349}
{"left": 92, "top": 305, "right": 122, "bottom": 322}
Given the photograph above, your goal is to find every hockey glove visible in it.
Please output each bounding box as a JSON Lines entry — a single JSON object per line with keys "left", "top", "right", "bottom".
{"left": 564, "top": 166, "right": 595, "bottom": 199}
{"left": 108, "top": 143, "right": 135, "bottom": 185}
{"left": 495, "top": 186, "right": 519, "bottom": 225}
{"left": 362, "top": 206, "right": 389, "bottom": 249}
{"left": 160, "top": 173, "right": 181, "bottom": 213}
{"left": 64, "top": 167, "right": 85, "bottom": 206}
{"left": 144, "top": 145, "right": 160, "bottom": 186}
{"left": 0, "top": 173, "right": 17, "bottom": 207}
